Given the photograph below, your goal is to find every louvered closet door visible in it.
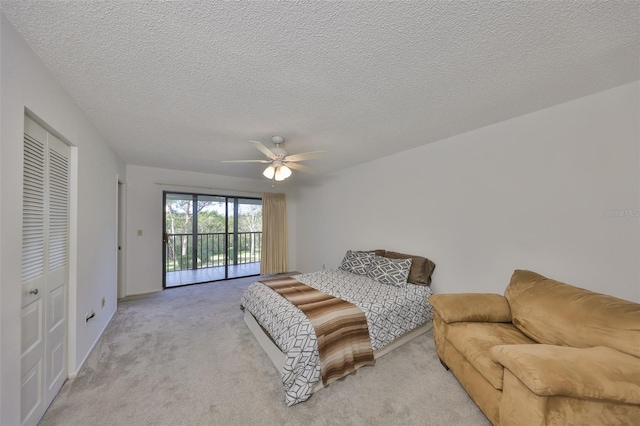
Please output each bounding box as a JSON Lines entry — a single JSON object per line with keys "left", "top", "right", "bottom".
{"left": 21, "top": 116, "right": 69, "bottom": 426}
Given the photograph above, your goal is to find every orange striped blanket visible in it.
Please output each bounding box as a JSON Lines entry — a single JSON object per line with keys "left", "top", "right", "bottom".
{"left": 261, "top": 276, "right": 374, "bottom": 385}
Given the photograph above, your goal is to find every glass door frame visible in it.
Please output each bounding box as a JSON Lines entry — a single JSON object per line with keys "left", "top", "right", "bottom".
{"left": 162, "top": 191, "right": 262, "bottom": 288}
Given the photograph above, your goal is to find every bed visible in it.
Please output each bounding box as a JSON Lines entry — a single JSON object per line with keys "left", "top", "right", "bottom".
{"left": 240, "top": 250, "right": 436, "bottom": 405}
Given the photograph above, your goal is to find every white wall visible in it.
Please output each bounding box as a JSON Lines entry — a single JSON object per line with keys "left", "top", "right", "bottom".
{"left": 295, "top": 82, "right": 640, "bottom": 302}
{"left": 0, "top": 13, "right": 125, "bottom": 425}
{"left": 124, "top": 165, "right": 296, "bottom": 296}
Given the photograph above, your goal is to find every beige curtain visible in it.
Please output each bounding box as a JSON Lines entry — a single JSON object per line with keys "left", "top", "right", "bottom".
{"left": 260, "top": 192, "right": 288, "bottom": 275}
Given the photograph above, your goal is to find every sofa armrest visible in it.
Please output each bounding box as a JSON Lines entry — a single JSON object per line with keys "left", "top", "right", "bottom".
{"left": 429, "top": 293, "right": 511, "bottom": 323}
{"left": 490, "top": 344, "right": 640, "bottom": 404}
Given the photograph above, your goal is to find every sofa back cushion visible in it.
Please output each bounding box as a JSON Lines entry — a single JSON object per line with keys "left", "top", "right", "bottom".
{"left": 504, "top": 270, "right": 640, "bottom": 358}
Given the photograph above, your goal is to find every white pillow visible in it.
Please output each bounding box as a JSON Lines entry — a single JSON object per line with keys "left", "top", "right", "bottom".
{"left": 339, "top": 250, "right": 375, "bottom": 275}
{"left": 367, "top": 256, "right": 412, "bottom": 286}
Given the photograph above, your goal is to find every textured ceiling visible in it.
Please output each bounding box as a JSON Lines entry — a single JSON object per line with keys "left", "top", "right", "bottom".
{"left": 1, "top": 1, "right": 639, "bottom": 183}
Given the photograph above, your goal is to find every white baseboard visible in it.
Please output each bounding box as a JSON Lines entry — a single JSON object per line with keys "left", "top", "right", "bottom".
{"left": 67, "top": 308, "right": 117, "bottom": 379}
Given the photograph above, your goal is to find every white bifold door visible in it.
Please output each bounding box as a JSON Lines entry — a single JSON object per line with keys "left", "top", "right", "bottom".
{"left": 21, "top": 116, "right": 69, "bottom": 426}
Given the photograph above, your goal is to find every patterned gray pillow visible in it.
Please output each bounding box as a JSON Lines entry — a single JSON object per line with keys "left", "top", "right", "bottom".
{"left": 339, "top": 250, "right": 375, "bottom": 275}
{"left": 366, "top": 256, "right": 412, "bottom": 286}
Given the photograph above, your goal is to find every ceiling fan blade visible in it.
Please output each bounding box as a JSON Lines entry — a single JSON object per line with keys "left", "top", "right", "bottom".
{"left": 250, "top": 140, "right": 277, "bottom": 160}
{"left": 284, "top": 151, "right": 326, "bottom": 162}
{"left": 221, "top": 159, "right": 271, "bottom": 163}
{"left": 286, "top": 162, "right": 316, "bottom": 174}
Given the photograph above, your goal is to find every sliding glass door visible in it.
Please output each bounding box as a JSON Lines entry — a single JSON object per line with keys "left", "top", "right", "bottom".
{"left": 163, "top": 192, "right": 262, "bottom": 288}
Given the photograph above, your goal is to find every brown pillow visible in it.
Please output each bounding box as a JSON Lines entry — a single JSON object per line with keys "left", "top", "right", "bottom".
{"left": 383, "top": 251, "right": 435, "bottom": 286}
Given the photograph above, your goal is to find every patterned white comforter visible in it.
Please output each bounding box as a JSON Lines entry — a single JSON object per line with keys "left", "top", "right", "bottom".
{"left": 240, "top": 269, "right": 433, "bottom": 406}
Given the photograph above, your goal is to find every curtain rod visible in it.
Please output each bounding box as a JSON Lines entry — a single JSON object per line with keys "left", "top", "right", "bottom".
{"left": 154, "top": 182, "right": 265, "bottom": 196}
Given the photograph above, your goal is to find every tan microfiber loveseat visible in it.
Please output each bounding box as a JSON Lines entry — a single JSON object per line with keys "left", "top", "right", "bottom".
{"left": 430, "top": 270, "right": 640, "bottom": 426}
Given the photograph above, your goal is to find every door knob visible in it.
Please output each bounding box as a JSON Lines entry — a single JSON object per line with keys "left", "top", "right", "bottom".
{"left": 29, "top": 288, "right": 39, "bottom": 295}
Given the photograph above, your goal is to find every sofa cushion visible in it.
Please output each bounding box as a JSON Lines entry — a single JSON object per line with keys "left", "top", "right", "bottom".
{"left": 490, "top": 344, "right": 640, "bottom": 404}
{"left": 505, "top": 270, "right": 640, "bottom": 358}
{"left": 445, "top": 322, "right": 536, "bottom": 390}
{"left": 430, "top": 293, "right": 511, "bottom": 324}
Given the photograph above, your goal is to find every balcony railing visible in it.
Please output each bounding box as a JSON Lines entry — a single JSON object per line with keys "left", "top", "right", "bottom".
{"left": 165, "top": 231, "right": 262, "bottom": 272}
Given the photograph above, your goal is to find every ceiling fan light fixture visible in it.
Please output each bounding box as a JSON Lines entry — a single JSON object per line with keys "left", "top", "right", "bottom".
{"left": 263, "top": 165, "right": 276, "bottom": 179}
{"left": 281, "top": 165, "right": 292, "bottom": 178}
{"left": 274, "top": 164, "right": 292, "bottom": 181}
{"left": 223, "top": 137, "right": 325, "bottom": 180}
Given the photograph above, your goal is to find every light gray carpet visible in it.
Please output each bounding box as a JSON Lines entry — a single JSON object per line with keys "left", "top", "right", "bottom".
{"left": 40, "top": 274, "right": 491, "bottom": 426}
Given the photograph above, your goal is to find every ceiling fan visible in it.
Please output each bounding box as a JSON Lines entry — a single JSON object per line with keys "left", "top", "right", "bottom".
{"left": 222, "top": 136, "right": 326, "bottom": 181}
